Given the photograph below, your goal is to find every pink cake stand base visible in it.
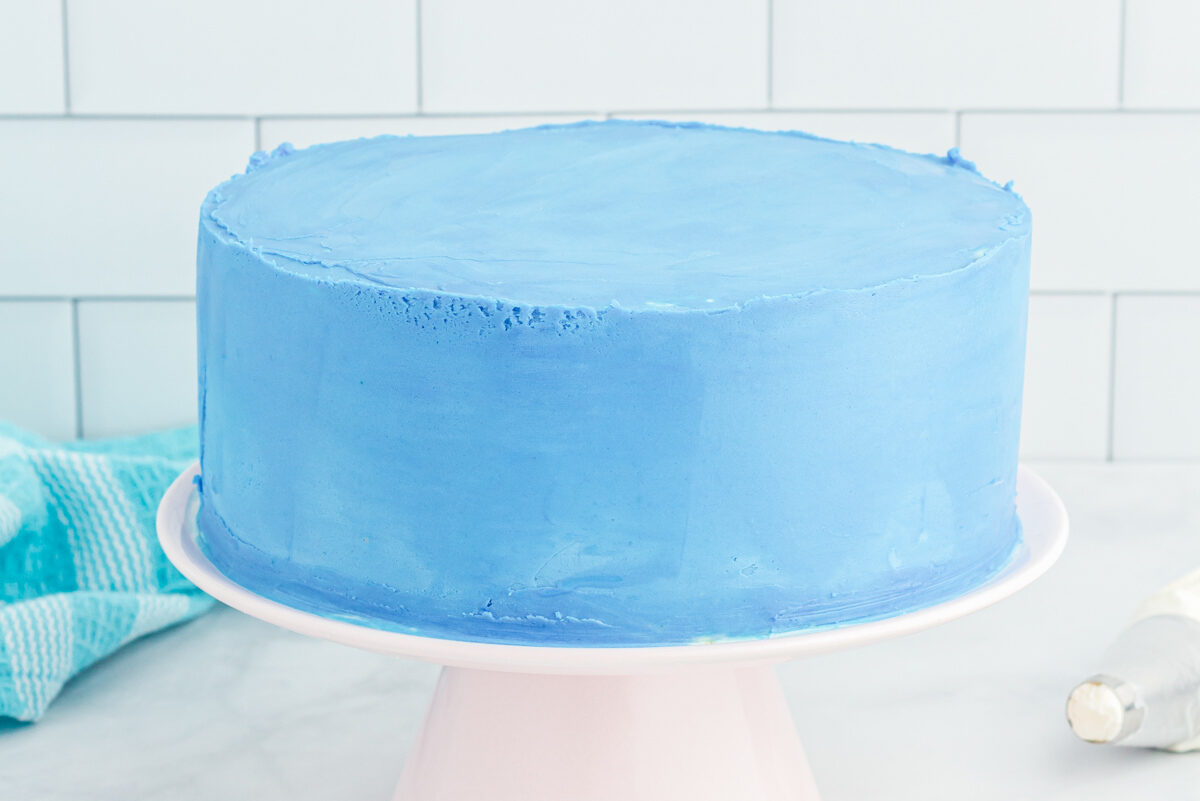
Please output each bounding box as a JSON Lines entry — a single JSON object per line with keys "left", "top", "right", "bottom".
{"left": 157, "top": 465, "right": 1067, "bottom": 801}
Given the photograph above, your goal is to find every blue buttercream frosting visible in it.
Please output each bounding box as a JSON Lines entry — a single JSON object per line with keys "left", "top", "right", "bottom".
{"left": 195, "top": 120, "right": 1031, "bottom": 646}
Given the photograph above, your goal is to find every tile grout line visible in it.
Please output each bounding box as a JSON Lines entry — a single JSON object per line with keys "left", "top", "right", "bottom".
{"left": 0, "top": 113, "right": 256, "bottom": 122}
{"left": 414, "top": 0, "right": 424, "bottom": 113}
{"left": 1105, "top": 289, "right": 1200, "bottom": 296}
{"left": 1117, "top": 0, "right": 1128, "bottom": 107}
{"left": 253, "top": 117, "right": 262, "bottom": 151}
{"left": 70, "top": 298, "right": 83, "bottom": 439}
{"left": 60, "top": 0, "right": 71, "bottom": 112}
{"left": 910, "top": 106, "right": 1200, "bottom": 115}
{"left": 10, "top": 108, "right": 1200, "bottom": 123}
{"left": 1028, "top": 289, "right": 1111, "bottom": 297}
{"left": 953, "top": 110, "right": 962, "bottom": 148}
{"left": 0, "top": 295, "right": 197, "bottom": 302}
{"left": 2, "top": 290, "right": 1197, "bottom": 302}
{"left": 1105, "top": 292, "right": 1120, "bottom": 462}
{"left": 765, "top": 0, "right": 774, "bottom": 107}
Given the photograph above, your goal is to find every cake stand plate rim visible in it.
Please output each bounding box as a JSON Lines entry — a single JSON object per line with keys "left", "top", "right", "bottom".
{"left": 156, "top": 463, "right": 1067, "bottom": 674}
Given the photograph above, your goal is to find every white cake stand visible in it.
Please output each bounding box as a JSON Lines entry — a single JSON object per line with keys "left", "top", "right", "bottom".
{"left": 157, "top": 463, "right": 1067, "bottom": 801}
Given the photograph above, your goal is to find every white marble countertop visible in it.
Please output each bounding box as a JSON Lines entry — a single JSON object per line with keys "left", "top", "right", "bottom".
{"left": 2, "top": 463, "right": 1199, "bottom": 800}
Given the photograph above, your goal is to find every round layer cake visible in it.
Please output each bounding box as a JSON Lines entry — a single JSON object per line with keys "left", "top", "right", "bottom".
{"left": 195, "top": 120, "right": 1031, "bottom": 646}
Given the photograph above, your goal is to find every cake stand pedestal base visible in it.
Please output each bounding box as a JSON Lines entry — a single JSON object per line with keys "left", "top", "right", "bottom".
{"left": 395, "top": 664, "right": 816, "bottom": 801}
{"left": 157, "top": 464, "right": 1067, "bottom": 801}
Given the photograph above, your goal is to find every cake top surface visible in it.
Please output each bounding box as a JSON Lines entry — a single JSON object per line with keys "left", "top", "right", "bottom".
{"left": 204, "top": 119, "right": 1029, "bottom": 311}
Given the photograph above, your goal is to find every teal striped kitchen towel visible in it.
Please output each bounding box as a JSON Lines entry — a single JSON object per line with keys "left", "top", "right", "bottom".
{"left": 0, "top": 423, "right": 214, "bottom": 722}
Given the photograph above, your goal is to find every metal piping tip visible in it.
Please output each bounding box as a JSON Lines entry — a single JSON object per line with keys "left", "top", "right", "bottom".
{"left": 1067, "top": 675, "right": 1144, "bottom": 744}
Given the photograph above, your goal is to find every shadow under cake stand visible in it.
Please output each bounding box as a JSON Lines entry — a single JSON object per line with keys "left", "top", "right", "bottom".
{"left": 157, "top": 463, "right": 1067, "bottom": 801}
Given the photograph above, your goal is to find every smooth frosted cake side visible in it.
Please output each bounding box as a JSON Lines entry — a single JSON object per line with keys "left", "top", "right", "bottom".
{"left": 195, "top": 120, "right": 1031, "bottom": 646}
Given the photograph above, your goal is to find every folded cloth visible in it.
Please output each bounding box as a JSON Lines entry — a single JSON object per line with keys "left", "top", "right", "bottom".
{"left": 0, "top": 423, "right": 213, "bottom": 722}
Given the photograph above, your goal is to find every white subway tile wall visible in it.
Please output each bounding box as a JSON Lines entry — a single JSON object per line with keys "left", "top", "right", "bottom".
{"left": 771, "top": 0, "right": 1122, "bottom": 109}
{"left": 1112, "top": 295, "right": 1200, "bottom": 460}
{"left": 67, "top": 0, "right": 419, "bottom": 115}
{"left": 1123, "top": 0, "right": 1200, "bottom": 108}
{"left": 0, "top": 118, "right": 254, "bottom": 297}
{"left": 1021, "top": 295, "right": 1113, "bottom": 461}
{"left": 0, "top": 0, "right": 1195, "bottom": 459}
{"left": 0, "top": 0, "right": 64, "bottom": 113}
{"left": 0, "top": 302, "right": 76, "bottom": 441}
{"left": 958, "top": 113, "right": 1200, "bottom": 292}
{"left": 421, "top": 0, "right": 768, "bottom": 113}
{"left": 76, "top": 300, "right": 197, "bottom": 439}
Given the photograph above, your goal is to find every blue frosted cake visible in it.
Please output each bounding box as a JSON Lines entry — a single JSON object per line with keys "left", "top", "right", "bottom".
{"left": 195, "top": 120, "right": 1030, "bottom": 646}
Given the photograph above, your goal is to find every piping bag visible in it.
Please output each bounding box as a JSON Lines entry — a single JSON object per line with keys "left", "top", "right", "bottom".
{"left": 1067, "top": 567, "right": 1200, "bottom": 750}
